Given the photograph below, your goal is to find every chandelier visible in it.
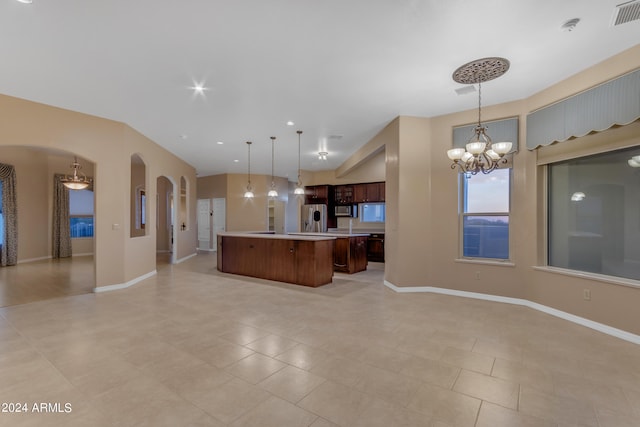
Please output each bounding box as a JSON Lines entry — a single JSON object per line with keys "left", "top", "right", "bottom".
{"left": 244, "top": 141, "right": 254, "bottom": 198}
{"left": 294, "top": 130, "right": 305, "bottom": 195}
{"left": 447, "top": 57, "right": 513, "bottom": 174}
{"left": 61, "top": 156, "right": 91, "bottom": 190}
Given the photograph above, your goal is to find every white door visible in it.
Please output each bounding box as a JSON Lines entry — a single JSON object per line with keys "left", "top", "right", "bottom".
{"left": 197, "top": 199, "right": 211, "bottom": 250}
{"left": 212, "top": 198, "right": 226, "bottom": 251}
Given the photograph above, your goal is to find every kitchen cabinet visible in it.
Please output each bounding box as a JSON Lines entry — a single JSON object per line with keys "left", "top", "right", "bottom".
{"left": 367, "top": 233, "right": 385, "bottom": 262}
{"left": 217, "top": 233, "right": 335, "bottom": 287}
{"left": 353, "top": 182, "right": 384, "bottom": 203}
{"left": 304, "top": 185, "right": 331, "bottom": 205}
{"left": 334, "top": 185, "right": 354, "bottom": 205}
{"left": 333, "top": 236, "right": 368, "bottom": 274}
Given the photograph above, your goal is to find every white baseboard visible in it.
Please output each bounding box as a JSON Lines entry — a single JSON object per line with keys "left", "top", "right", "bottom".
{"left": 175, "top": 252, "right": 197, "bottom": 264}
{"left": 72, "top": 252, "right": 93, "bottom": 257}
{"left": 94, "top": 270, "right": 157, "bottom": 293}
{"left": 383, "top": 280, "right": 640, "bottom": 345}
{"left": 17, "top": 256, "right": 52, "bottom": 264}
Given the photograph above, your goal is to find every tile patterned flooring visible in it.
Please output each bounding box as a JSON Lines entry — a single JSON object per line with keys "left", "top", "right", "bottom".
{"left": 0, "top": 252, "right": 639, "bottom": 426}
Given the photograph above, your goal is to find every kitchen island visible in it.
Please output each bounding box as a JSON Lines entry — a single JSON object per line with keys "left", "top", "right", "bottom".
{"left": 217, "top": 232, "right": 335, "bottom": 287}
{"left": 289, "top": 232, "right": 369, "bottom": 274}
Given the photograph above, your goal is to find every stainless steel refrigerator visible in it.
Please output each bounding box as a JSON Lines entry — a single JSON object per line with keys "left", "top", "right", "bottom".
{"left": 301, "top": 204, "right": 327, "bottom": 232}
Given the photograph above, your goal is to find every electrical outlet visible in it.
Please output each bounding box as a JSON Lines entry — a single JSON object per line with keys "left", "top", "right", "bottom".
{"left": 475, "top": 271, "right": 481, "bottom": 280}
{"left": 583, "top": 289, "right": 591, "bottom": 301}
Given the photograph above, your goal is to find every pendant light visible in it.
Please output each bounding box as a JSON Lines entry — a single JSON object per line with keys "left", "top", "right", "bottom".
{"left": 61, "top": 156, "right": 91, "bottom": 190}
{"left": 244, "top": 141, "right": 254, "bottom": 198}
{"left": 267, "top": 136, "right": 278, "bottom": 197}
{"left": 294, "top": 130, "right": 305, "bottom": 195}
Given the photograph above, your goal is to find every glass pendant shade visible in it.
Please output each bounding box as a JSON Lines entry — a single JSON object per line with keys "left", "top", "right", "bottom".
{"left": 61, "top": 157, "right": 90, "bottom": 190}
{"left": 447, "top": 148, "right": 465, "bottom": 160}
{"left": 492, "top": 142, "right": 513, "bottom": 155}
{"left": 294, "top": 186, "right": 305, "bottom": 195}
{"left": 244, "top": 188, "right": 254, "bottom": 198}
{"left": 466, "top": 141, "right": 486, "bottom": 155}
{"left": 628, "top": 158, "right": 640, "bottom": 167}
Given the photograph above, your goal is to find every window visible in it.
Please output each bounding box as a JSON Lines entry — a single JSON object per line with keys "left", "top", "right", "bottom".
{"left": 548, "top": 146, "right": 640, "bottom": 281}
{"left": 461, "top": 168, "right": 510, "bottom": 259}
{"left": 360, "top": 203, "right": 385, "bottom": 223}
{"left": 69, "top": 189, "right": 94, "bottom": 238}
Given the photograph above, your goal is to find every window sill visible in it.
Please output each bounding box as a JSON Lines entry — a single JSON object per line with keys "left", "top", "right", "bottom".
{"left": 455, "top": 258, "right": 515, "bottom": 268}
{"left": 533, "top": 266, "right": 640, "bottom": 290}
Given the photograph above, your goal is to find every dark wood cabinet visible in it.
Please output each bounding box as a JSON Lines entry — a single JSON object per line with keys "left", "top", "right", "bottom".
{"left": 218, "top": 235, "right": 334, "bottom": 287}
{"left": 333, "top": 236, "right": 368, "bottom": 273}
{"left": 334, "top": 185, "right": 354, "bottom": 205}
{"left": 304, "top": 185, "right": 331, "bottom": 204}
{"left": 353, "top": 182, "right": 384, "bottom": 203}
{"left": 367, "top": 233, "right": 385, "bottom": 262}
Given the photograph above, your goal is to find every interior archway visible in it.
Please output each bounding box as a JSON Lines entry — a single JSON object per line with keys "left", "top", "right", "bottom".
{"left": 0, "top": 145, "right": 96, "bottom": 306}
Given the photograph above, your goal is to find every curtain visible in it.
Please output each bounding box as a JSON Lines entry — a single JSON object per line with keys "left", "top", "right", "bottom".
{"left": 0, "top": 163, "right": 18, "bottom": 266}
{"left": 53, "top": 174, "right": 72, "bottom": 258}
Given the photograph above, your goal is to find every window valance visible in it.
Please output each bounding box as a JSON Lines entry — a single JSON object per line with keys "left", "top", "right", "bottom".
{"left": 453, "top": 117, "right": 519, "bottom": 153}
{"left": 526, "top": 69, "right": 640, "bottom": 150}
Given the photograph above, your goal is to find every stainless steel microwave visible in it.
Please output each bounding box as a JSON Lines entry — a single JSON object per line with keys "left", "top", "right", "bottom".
{"left": 335, "top": 205, "right": 357, "bottom": 217}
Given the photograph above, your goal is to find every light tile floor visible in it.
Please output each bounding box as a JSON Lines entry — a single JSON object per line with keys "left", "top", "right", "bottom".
{"left": 1, "top": 252, "right": 639, "bottom": 426}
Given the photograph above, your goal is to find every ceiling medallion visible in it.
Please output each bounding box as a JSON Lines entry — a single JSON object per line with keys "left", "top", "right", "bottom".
{"left": 452, "top": 57, "right": 510, "bottom": 84}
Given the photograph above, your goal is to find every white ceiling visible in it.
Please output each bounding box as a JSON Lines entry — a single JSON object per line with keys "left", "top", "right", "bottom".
{"left": 1, "top": 0, "right": 639, "bottom": 179}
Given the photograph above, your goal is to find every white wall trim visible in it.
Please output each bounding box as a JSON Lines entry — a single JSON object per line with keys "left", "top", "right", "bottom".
{"left": 175, "top": 252, "right": 197, "bottom": 264}
{"left": 94, "top": 270, "right": 157, "bottom": 293}
{"left": 383, "top": 280, "right": 640, "bottom": 345}
{"left": 72, "top": 252, "right": 94, "bottom": 257}
{"left": 17, "top": 256, "right": 52, "bottom": 264}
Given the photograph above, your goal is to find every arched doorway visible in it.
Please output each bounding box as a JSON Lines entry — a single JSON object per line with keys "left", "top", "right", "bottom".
{"left": 156, "top": 175, "right": 176, "bottom": 266}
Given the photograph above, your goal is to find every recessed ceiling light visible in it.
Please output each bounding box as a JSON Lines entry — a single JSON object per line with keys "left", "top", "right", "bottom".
{"left": 233, "top": 159, "right": 239, "bottom": 163}
{"left": 216, "top": 141, "right": 224, "bottom": 145}
{"left": 286, "top": 121, "right": 294, "bottom": 126}
{"left": 180, "top": 134, "right": 188, "bottom": 140}
{"left": 16, "top": 0, "right": 33, "bottom": 3}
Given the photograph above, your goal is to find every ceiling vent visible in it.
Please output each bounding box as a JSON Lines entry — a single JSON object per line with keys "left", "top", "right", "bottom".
{"left": 455, "top": 85, "right": 476, "bottom": 96}
{"left": 612, "top": 0, "right": 640, "bottom": 26}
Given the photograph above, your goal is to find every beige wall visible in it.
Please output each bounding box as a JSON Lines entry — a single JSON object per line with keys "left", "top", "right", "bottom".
{"left": 200, "top": 173, "right": 291, "bottom": 232}
{"left": 0, "top": 147, "right": 97, "bottom": 260}
{"left": 0, "top": 94, "right": 197, "bottom": 289}
{"left": 356, "top": 45, "right": 640, "bottom": 335}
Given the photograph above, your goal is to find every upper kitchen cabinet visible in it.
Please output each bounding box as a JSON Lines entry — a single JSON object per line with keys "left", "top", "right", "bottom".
{"left": 334, "top": 185, "right": 354, "bottom": 205}
{"left": 304, "top": 185, "right": 332, "bottom": 205}
{"left": 353, "top": 182, "right": 385, "bottom": 203}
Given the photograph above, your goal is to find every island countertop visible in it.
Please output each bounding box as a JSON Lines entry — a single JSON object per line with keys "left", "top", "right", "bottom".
{"left": 218, "top": 231, "right": 336, "bottom": 241}
{"left": 288, "top": 232, "right": 370, "bottom": 238}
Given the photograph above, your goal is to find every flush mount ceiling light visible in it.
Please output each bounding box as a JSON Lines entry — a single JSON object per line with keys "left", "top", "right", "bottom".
{"left": 447, "top": 57, "right": 513, "bottom": 175}
{"left": 267, "top": 136, "right": 278, "bottom": 198}
{"left": 243, "top": 141, "right": 254, "bottom": 198}
{"left": 318, "top": 152, "right": 328, "bottom": 160}
{"left": 294, "top": 130, "right": 305, "bottom": 195}
{"left": 61, "top": 157, "right": 91, "bottom": 190}
{"left": 286, "top": 121, "right": 295, "bottom": 126}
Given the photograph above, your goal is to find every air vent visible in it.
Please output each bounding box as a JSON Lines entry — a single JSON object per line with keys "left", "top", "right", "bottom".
{"left": 328, "top": 134, "right": 343, "bottom": 140}
{"left": 455, "top": 85, "right": 476, "bottom": 96}
{"left": 612, "top": 0, "right": 640, "bottom": 26}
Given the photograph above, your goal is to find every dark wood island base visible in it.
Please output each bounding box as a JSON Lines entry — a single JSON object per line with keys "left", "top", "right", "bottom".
{"left": 217, "top": 233, "right": 335, "bottom": 287}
